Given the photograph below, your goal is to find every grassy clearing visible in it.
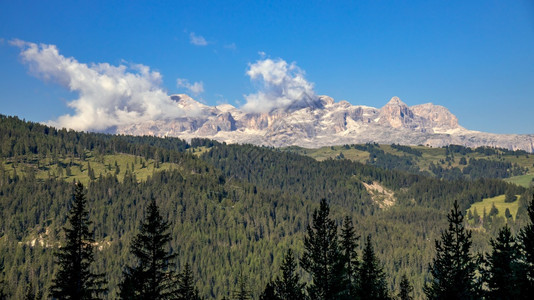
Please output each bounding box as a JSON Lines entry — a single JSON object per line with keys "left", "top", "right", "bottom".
{"left": 284, "top": 144, "right": 534, "bottom": 179}
{"left": 505, "top": 174, "right": 534, "bottom": 188}
{"left": 467, "top": 194, "right": 520, "bottom": 221}
{"left": 188, "top": 146, "right": 210, "bottom": 156}
{"left": 1, "top": 152, "right": 178, "bottom": 186}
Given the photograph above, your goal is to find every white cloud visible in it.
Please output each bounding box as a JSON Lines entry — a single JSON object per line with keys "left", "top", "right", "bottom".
{"left": 11, "top": 39, "right": 187, "bottom": 131}
{"left": 177, "top": 78, "right": 204, "bottom": 95}
{"left": 224, "top": 43, "right": 237, "bottom": 50}
{"left": 242, "top": 57, "right": 317, "bottom": 113}
{"left": 189, "top": 32, "right": 208, "bottom": 46}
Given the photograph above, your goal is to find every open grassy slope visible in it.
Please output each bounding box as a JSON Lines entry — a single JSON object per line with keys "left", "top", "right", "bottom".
{"left": 1, "top": 152, "right": 178, "bottom": 186}
{"left": 505, "top": 174, "right": 534, "bottom": 188}
{"left": 467, "top": 194, "right": 520, "bottom": 221}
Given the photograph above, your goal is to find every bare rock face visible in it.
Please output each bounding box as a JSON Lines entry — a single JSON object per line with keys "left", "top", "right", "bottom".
{"left": 378, "top": 97, "right": 420, "bottom": 129}
{"left": 115, "top": 94, "right": 534, "bottom": 152}
{"left": 197, "top": 112, "right": 236, "bottom": 135}
{"left": 411, "top": 103, "right": 459, "bottom": 131}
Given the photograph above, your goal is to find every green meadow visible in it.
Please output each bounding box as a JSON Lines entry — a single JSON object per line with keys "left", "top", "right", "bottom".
{"left": 505, "top": 174, "right": 534, "bottom": 188}
{"left": 1, "top": 152, "right": 177, "bottom": 186}
{"left": 467, "top": 194, "right": 520, "bottom": 221}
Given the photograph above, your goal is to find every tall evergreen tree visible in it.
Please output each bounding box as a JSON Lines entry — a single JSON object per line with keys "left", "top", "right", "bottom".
{"left": 232, "top": 273, "right": 251, "bottom": 300}
{"left": 398, "top": 274, "right": 413, "bottom": 300}
{"left": 24, "top": 283, "right": 36, "bottom": 300}
{"left": 424, "top": 200, "right": 477, "bottom": 300}
{"left": 519, "top": 194, "right": 534, "bottom": 295}
{"left": 0, "top": 262, "right": 6, "bottom": 300}
{"left": 176, "top": 263, "right": 202, "bottom": 300}
{"left": 119, "top": 198, "right": 178, "bottom": 299}
{"left": 259, "top": 282, "right": 279, "bottom": 300}
{"left": 484, "top": 225, "right": 524, "bottom": 299}
{"left": 357, "top": 235, "right": 390, "bottom": 300}
{"left": 339, "top": 216, "right": 359, "bottom": 298}
{"left": 50, "top": 182, "right": 107, "bottom": 299}
{"left": 301, "top": 199, "right": 345, "bottom": 300}
{"left": 274, "top": 249, "right": 306, "bottom": 300}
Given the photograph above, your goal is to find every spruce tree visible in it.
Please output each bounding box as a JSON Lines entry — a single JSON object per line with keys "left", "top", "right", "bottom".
{"left": 339, "top": 216, "right": 359, "bottom": 298}
{"left": 119, "top": 198, "right": 178, "bottom": 299}
{"left": 484, "top": 225, "right": 524, "bottom": 299}
{"left": 398, "top": 274, "right": 413, "bottom": 300}
{"left": 177, "top": 263, "right": 202, "bottom": 300}
{"left": 301, "top": 199, "right": 345, "bottom": 300}
{"left": 505, "top": 189, "right": 517, "bottom": 203}
{"left": 0, "top": 262, "right": 6, "bottom": 300}
{"left": 274, "top": 249, "right": 306, "bottom": 300}
{"left": 24, "top": 283, "right": 36, "bottom": 300}
{"left": 259, "top": 282, "right": 278, "bottom": 300}
{"left": 519, "top": 194, "right": 534, "bottom": 295}
{"left": 232, "top": 273, "right": 251, "bottom": 300}
{"left": 50, "top": 182, "right": 107, "bottom": 299}
{"left": 357, "top": 235, "right": 390, "bottom": 300}
{"left": 424, "top": 200, "right": 477, "bottom": 299}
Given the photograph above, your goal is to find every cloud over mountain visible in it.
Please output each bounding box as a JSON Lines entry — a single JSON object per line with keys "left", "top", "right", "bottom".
{"left": 11, "top": 40, "right": 185, "bottom": 131}
{"left": 242, "top": 57, "right": 317, "bottom": 113}
{"left": 11, "top": 41, "right": 320, "bottom": 132}
{"left": 177, "top": 78, "right": 204, "bottom": 95}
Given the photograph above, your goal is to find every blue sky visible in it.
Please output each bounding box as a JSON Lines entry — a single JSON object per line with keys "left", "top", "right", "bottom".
{"left": 1, "top": 0, "right": 533, "bottom": 134}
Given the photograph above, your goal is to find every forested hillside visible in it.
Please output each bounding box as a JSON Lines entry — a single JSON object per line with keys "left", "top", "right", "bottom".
{"left": 0, "top": 115, "right": 532, "bottom": 299}
{"left": 285, "top": 143, "right": 534, "bottom": 183}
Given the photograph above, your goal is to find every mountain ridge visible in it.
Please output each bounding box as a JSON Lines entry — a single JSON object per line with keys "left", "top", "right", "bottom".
{"left": 116, "top": 95, "right": 534, "bottom": 152}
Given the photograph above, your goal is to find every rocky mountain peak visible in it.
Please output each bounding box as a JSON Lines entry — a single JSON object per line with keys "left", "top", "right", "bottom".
{"left": 319, "top": 95, "right": 335, "bottom": 106}
{"left": 216, "top": 103, "right": 237, "bottom": 112}
{"left": 385, "top": 96, "right": 406, "bottom": 107}
{"left": 115, "top": 94, "right": 534, "bottom": 152}
{"left": 171, "top": 94, "right": 213, "bottom": 116}
{"left": 411, "top": 103, "right": 459, "bottom": 130}
{"left": 379, "top": 97, "right": 416, "bottom": 129}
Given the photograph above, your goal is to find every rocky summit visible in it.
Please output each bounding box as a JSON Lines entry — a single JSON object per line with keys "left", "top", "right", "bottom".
{"left": 116, "top": 94, "right": 534, "bottom": 152}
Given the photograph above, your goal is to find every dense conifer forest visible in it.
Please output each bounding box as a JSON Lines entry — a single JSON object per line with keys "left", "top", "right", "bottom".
{"left": 0, "top": 114, "right": 533, "bottom": 299}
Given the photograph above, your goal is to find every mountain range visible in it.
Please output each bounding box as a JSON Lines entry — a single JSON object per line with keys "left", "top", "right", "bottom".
{"left": 116, "top": 95, "right": 534, "bottom": 152}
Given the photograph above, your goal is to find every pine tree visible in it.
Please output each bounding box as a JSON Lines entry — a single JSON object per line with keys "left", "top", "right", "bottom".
{"left": 484, "top": 225, "right": 524, "bottom": 299}
{"left": 232, "top": 273, "right": 251, "bottom": 300}
{"left": 519, "top": 194, "right": 534, "bottom": 295}
{"left": 119, "top": 198, "right": 178, "bottom": 299}
{"left": 0, "top": 262, "right": 6, "bottom": 300}
{"left": 398, "top": 274, "right": 413, "bottom": 300}
{"left": 50, "top": 182, "right": 107, "bottom": 299}
{"left": 424, "top": 200, "right": 477, "bottom": 299}
{"left": 505, "top": 208, "right": 512, "bottom": 219}
{"left": 259, "top": 282, "right": 278, "bottom": 300}
{"left": 273, "top": 249, "right": 306, "bottom": 300}
{"left": 177, "top": 263, "right": 202, "bottom": 300}
{"left": 505, "top": 189, "right": 517, "bottom": 203}
{"left": 357, "top": 235, "right": 390, "bottom": 300}
{"left": 24, "top": 283, "right": 36, "bottom": 300}
{"left": 339, "top": 216, "right": 359, "bottom": 298}
{"left": 301, "top": 199, "right": 345, "bottom": 300}
{"left": 489, "top": 203, "right": 499, "bottom": 217}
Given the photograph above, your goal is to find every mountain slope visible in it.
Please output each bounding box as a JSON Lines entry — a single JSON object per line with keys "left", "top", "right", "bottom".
{"left": 0, "top": 116, "right": 529, "bottom": 299}
{"left": 116, "top": 95, "right": 534, "bottom": 152}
